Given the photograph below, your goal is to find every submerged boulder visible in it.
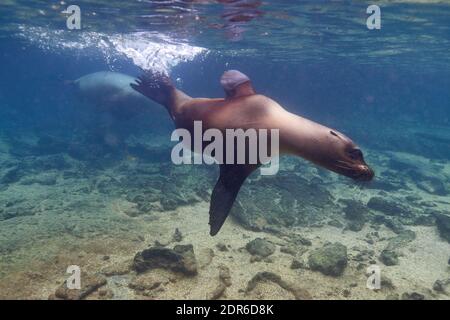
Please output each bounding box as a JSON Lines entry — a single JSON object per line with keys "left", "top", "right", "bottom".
{"left": 380, "top": 249, "right": 399, "bottom": 266}
{"left": 246, "top": 238, "right": 276, "bottom": 257}
{"left": 308, "top": 242, "right": 348, "bottom": 277}
{"left": 132, "top": 244, "right": 198, "bottom": 276}
{"left": 246, "top": 271, "right": 311, "bottom": 300}
{"left": 340, "top": 199, "right": 369, "bottom": 232}
{"left": 367, "top": 197, "right": 410, "bottom": 217}
{"left": 434, "top": 213, "right": 450, "bottom": 243}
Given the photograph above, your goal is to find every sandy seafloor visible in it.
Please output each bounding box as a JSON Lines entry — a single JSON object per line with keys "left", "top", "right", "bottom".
{"left": 0, "top": 129, "right": 449, "bottom": 300}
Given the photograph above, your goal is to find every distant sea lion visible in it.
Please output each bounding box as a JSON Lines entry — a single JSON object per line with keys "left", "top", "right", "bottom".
{"left": 73, "top": 71, "right": 157, "bottom": 120}
{"left": 131, "top": 70, "right": 374, "bottom": 236}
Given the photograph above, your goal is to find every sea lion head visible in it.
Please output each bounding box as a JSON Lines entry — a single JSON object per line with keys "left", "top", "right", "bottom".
{"left": 317, "top": 129, "right": 374, "bottom": 181}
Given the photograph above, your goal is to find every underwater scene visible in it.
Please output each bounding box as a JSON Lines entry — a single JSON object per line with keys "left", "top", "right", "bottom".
{"left": 0, "top": 0, "right": 449, "bottom": 301}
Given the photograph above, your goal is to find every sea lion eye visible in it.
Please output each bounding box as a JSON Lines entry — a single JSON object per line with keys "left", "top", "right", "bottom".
{"left": 348, "top": 148, "right": 363, "bottom": 160}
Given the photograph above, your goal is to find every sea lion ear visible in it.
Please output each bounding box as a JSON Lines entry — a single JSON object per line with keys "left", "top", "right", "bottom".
{"left": 220, "top": 70, "right": 255, "bottom": 99}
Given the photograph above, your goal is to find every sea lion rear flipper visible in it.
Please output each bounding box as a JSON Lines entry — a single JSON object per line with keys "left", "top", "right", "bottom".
{"left": 220, "top": 70, "right": 255, "bottom": 99}
{"left": 209, "top": 163, "right": 258, "bottom": 236}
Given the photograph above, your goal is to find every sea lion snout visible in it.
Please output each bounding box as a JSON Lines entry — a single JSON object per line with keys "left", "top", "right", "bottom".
{"left": 352, "top": 164, "right": 375, "bottom": 181}
{"left": 338, "top": 148, "right": 374, "bottom": 182}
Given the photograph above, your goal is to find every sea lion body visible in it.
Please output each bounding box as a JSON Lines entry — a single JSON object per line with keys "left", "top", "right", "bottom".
{"left": 131, "top": 70, "right": 374, "bottom": 235}
{"left": 74, "top": 71, "right": 157, "bottom": 119}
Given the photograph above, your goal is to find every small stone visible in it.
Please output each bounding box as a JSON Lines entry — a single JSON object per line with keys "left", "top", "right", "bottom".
{"left": 208, "top": 283, "right": 226, "bottom": 300}
{"left": 280, "top": 245, "right": 297, "bottom": 256}
{"left": 434, "top": 213, "right": 450, "bottom": 243}
{"left": 246, "top": 238, "right": 276, "bottom": 257}
{"left": 219, "top": 265, "right": 232, "bottom": 287}
{"left": 432, "top": 279, "right": 450, "bottom": 293}
{"left": 401, "top": 292, "right": 425, "bottom": 300}
{"left": 132, "top": 244, "right": 197, "bottom": 276}
{"left": 342, "top": 289, "right": 351, "bottom": 297}
{"left": 290, "top": 259, "right": 305, "bottom": 270}
{"left": 327, "top": 219, "right": 343, "bottom": 228}
{"left": 380, "top": 249, "right": 399, "bottom": 266}
{"left": 308, "top": 242, "right": 348, "bottom": 277}
{"left": 246, "top": 271, "right": 311, "bottom": 300}
{"left": 172, "top": 228, "right": 183, "bottom": 242}
{"left": 367, "top": 197, "right": 409, "bottom": 216}
{"left": 216, "top": 243, "right": 228, "bottom": 252}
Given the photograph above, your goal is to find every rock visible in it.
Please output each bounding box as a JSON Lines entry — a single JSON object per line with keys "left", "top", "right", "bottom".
{"left": 308, "top": 242, "right": 348, "bottom": 276}
{"left": 172, "top": 228, "right": 183, "bottom": 242}
{"left": 218, "top": 265, "right": 232, "bottom": 287}
{"left": 379, "top": 249, "right": 399, "bottom": 266}
{"left": 413, "top": 213, "right": 435, "bottom": 226}
{"left": 367, "top": 197, "right": 409, "bottom": 216}
{"left": 434, "top": 213, "right": 450, "bottom": 243}
{"left": 216, "top": 243, "right": 228, "bottom": 252}
{"left": 246, "top": 271, "right": 311, "bottom": 300}
{"left": 280, "top": 245, "right": 297, "bottom": 256}
{"left": 327, "top": 219, "right": 344, "bottom": 228}
{"left": 208, "top": 283, "right": 227, "bottom": 300}
{"left": 382, "top": 217, "right": 405, "bottom": 234}
{"left": 246, "top": 238, "right": 276, "bottom": 257}
{"left": 52, "top": 274, "right": 106, "bottom": 300}
{"left": 129, "top": 273, "right": 171, "bottom": 293}
{"left": 432, "top": 278, "right": 450, "bottom": 293}
{"left": 386, "top": 230, "right": 416, "bottom": 251}
{"left": 98, "top": 288, "right": 114, "bottom": 299}
{"left": 100, "top": 261, "right": 131, "bottom": 276}
{"left": 132, "top": 244, "right": 198, "bottom": 276}
{"left": 342, "top": 289, "right": 351, "bottom": 298}
{"left": 341, "top": 199, "right": 368, "bottom": 232}
{"left": 288, "top": 234, "right": 312, "bottom": 246}
{"left": 385, "top": 293, "right": 399, "bottom": 300}
{"left": 290, "top": 259, "right": 305, "bottom": 270}
{"left": 401, "top": 292, "right": 425, "bottom": 300}
{"left": 381, "top": 275, "right": 396, "bottom": 289}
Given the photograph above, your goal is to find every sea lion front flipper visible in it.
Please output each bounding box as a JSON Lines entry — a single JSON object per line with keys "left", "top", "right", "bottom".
{"left": 209, "top": 163, "right": 259, "bottom": 236}
{"left": 220, "top": 70, "right": 255, "bottom": 99}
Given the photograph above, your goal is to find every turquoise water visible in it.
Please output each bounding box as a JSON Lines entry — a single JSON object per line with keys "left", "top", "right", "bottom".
{"left": 0, "top": 1, "right": 449, "bottom": 300}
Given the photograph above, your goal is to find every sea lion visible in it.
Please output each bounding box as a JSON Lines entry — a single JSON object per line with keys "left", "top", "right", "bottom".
{"left": 131, "top": 70, "right": 374, "bottom": 236}
{"left": 73, "top": 71, "right": 158, "bottom": 120}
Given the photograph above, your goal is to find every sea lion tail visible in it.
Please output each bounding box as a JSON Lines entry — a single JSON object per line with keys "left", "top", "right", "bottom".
{"left": 130, "top": 70, "right": 174, "bottom": 110}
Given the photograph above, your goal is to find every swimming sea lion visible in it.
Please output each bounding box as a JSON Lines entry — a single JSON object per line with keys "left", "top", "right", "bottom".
{"left": 131, "top": 70, "right": 374, "bottom": 236}
{"left": 73, "top": 71, "right": 158, "bottom": 120}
